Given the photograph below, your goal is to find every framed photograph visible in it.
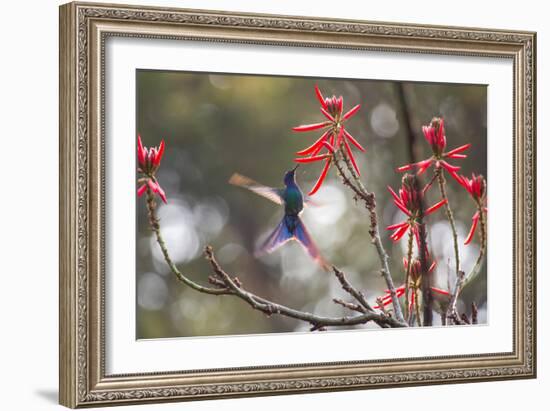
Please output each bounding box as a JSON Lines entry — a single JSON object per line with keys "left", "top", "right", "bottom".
{"left": 59, "top": 1, "right": 536, "bottom": 408}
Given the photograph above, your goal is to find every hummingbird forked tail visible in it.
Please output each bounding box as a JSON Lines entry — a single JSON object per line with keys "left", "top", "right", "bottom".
{"left": 257, "top": 215, "right": 330, "bottom": 271}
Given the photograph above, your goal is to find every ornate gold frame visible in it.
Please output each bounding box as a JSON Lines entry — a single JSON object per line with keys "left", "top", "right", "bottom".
{"left": 59, "top": 1, "right": 536, "bottom": 408}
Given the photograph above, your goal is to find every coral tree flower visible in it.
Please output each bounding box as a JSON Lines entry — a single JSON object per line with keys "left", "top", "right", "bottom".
{"left": 374, "top": 284, "right": 406, "bottom": 310}
{"left": 137, "top": 135, "right": 167, "bottom": 204}
{"left": 455, "top": 173, "right": 487, "bottom": 245}
{"left": 386, "top": 174, "right": 447, "bottom": 244}
{"left": 397, "top": 117, "right": 471, "bottom": 181}
{"left": 404, "top": 257, "right": 436, "bottom": 284}
{"left": 292, "top": 85, "right": 365, "bottom": 195}
{"left": 374, "top": 258, "right": 449, "bottom": 310}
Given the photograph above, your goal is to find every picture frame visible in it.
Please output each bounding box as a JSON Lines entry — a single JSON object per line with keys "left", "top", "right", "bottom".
{"left": 59, "top": 1, "right": 536, "bottom": 408}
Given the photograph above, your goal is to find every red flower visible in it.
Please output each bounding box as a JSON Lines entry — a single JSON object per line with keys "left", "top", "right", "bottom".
{"left": 292, "top": 85, "right": 365, "bottom": 195}
{"left": 386, "top": 174, "right": 447, "bottom": 244}
{"left": 455, "top": 172, "right": 486, "bottom": 201}
{"left": 397, "top": 117, "right": 470, "bottom": 181}
{"left": 374, "top": 284, "right": 406, "bottom": 309}
{"left": 374, "top": 258, "right": 449, "bottom": 310}
{"left": 137, "top": 135, "right": 167, "bottom": 203}
{"left": 403, "top": 257, "right": 436, "bottom": 283}
{"left": 455, "top": 173, "right": 487, "bottom": 245}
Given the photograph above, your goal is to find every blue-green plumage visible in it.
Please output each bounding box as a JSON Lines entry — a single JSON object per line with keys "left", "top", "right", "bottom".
{"left": 229, "top": 166, "right": 327, "bottom": 270}
{"left": 282, "top": 173, "right": 303, "bottom": 216}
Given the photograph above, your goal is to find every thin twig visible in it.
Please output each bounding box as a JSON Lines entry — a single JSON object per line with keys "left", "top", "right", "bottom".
{"left": 471, "top": 302, "right": 478, "bottom": 325}
{"left": 436, "top": 168, "right": 460, "bottom": 276}
{"left": 333, "top": 151, "right": 405, "bottom": 324}
{"left": 462, "top": 202, "right": 487, "bottom": 289}
{"left": 404, "top": 228, "right": 414, "bottom": 322}
{"left": 414, "top": 289, "right": 422, "bottom": 327}
{"left": 446, "top": 201, "right": 487, "bottom": 319}
{"left": 446, "top": 270, "right": 465, "bottom": 321}
{"left": 376, "top": 297, "right": 388, "bottom": 315}
{"left": 422, "top": 173, "right": 438, "bottom": 195}
{"left": 332, "top": 153, "right": 372, "bottom": 204}
{"left": 408, "top": 299, "right": 416, "bottom": 326}
{"left": 333, "top": 298, "right": 366, "bottom": 314}
{"left": 332, "top": 267, "right": 394, "bottom": 328}
{"left": 332, "top": 266, "right": 373, "bottom": 312}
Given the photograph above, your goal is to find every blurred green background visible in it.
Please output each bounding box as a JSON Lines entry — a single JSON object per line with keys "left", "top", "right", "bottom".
{"left": 136, "top": 70, "right": 487, "bottom": 339}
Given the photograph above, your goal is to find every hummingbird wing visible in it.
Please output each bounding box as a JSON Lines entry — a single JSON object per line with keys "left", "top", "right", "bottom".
{"left": 229, "top": 173, "right": 284, "bottom": 205}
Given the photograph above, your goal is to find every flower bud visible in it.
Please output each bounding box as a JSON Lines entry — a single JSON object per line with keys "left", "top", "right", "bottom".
{"left": 422, "top": 117, "right": 446, "bottom": 156}
{"left": 401, "top": 174, "right": 422, "bottom": 213}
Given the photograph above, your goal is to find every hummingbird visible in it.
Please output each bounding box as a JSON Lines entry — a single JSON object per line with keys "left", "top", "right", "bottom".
{"left": 229, "top": 166, "right": 329, "bottom": 270}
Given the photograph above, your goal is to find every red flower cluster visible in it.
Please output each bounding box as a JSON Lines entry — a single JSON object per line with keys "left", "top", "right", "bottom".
{"left": 292, "top": 85, "right": 365, "bottom": 195}
{"left": 137, "top": 135, "right": 167, "bottom": 204}
{"left": 455, "top": 173, "right": 488, "bottom": 245}
{"left": 455, "top": 172, "right": 486, "bottom": 201}
{"left": 374, "top": 258, "right": 449, "bottom": 310}
{"left": 386, "top": 174, "right": 447, "bottom": 244}
{"left": 397, "top": 117, "right": 470, "bottom": 181}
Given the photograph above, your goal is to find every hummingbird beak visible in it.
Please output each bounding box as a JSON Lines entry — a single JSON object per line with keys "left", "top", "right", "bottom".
{"left": 292, "top": 164, "right": 300, "bottom": 172}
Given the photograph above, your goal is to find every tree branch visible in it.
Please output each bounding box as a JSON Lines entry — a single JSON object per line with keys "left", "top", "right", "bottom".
{"left": 205, "top": 246, "right": 406, "bottom": 329}
{"left": 145, "top": 189, "right": 407, "bottom": 330}
{"left": 145, "top": 190, "right": 231, "bottom": 296}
